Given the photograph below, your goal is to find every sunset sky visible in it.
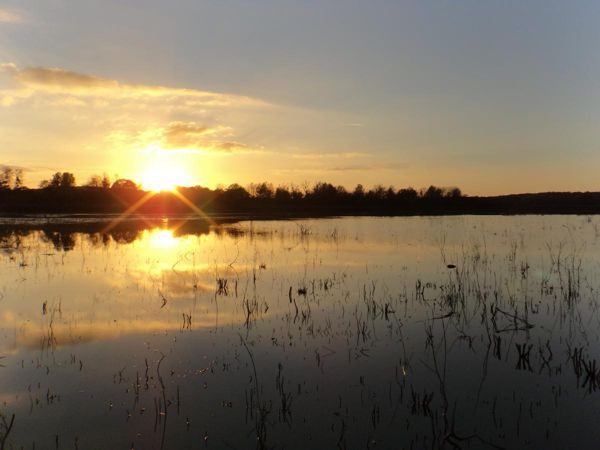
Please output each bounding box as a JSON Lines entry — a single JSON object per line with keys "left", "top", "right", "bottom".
{"left": 1, "top": 1, "right": 600, "bottom": 194}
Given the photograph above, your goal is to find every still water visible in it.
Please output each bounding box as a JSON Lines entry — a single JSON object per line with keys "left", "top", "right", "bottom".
{"left": 0, "top": 215, "right": 599, "bottom": 449}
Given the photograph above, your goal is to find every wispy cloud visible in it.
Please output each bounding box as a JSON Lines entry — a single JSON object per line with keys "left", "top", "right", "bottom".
{"left": 0, "top": 8, "right": 23, "bottom": 24}
{"left": 214, "top": 141, "right": 250, "bottom": 152}
{"left": 0, "top": 63, "right": 269, "bottom": 107}
{"left": 290, "top": 151, "right": 368, "bottom": 160}
{"left": 278, "top": 161, "right": 409, "bottom": 174}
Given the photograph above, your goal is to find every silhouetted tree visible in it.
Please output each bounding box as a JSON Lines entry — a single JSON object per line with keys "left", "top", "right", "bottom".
{"left": 368, "top": 185, "right": 386, "bottom": 200}
{"left": 86, "top": 175, "right": 103, "bottom": 187}
{"left": 111, "top": 179, "right": 138, "bottom": 190}
{"left": 14, "top": 169, "right": 23, "bottom": 189}
{"left": 84, "top": 173, "right": 110, "bottom": 188}
{"left": 0, "top": 167, "right": 14, "bottom": 190}
{"left": 0, "top": 167, "right": 24, "bottom": 190}
{"left": 385, "top": 186, "right": 396, "bottom": 200}
{"left": 101, "top": 174, "right": 111, "bottom": 189}
{"left": 255, "top": 182, "right": 274, "bottom": 199}
{"left": 274, "top": 186, "right": 292, "bottom": 201}
{"left": 397, "top": 187, "right": 418, "bottom": 200}
{"left": 310, "top": 182, "right": 338, "bottom": 201}
{"left": 290, "top": 186, "right": 303, "bottom": 200}
{"left": 422, "top": 185, "right": 444, "bottom": 199}
{"left": 40, "top": 172, "right": 76, "bottom": 189}
{"left": 353, "top": 184, "right": 365, "bottom": 198}
{"left": 60, "top": 172, "right": 76, "bottom": 188}
{"left": 49, "top": 172, "right": 62, "bottom": 188}
{"left": 224, "top": 184, "right": 250, "bottom": 202}
{"left": 446, "top": 187, "right": 462, "bottom": 198}
{"left": 336, "top": 185, "right": 348, "bottom": 195}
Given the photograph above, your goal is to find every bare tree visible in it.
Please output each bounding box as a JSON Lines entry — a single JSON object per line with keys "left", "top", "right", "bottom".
{"left": 86, "top": 175, "right": 102, "bottom": 187}
{"left": 0, "top": 167, "right": 14, "bottom": 190}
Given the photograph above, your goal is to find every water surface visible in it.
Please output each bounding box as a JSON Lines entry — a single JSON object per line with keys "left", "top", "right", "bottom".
{"left": 1, "top": 215, "right": 599, "bottom": 449}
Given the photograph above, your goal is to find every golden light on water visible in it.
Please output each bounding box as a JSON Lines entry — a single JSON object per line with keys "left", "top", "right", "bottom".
{"left": 148, "top": 228, "right": 177, "bottom": 249}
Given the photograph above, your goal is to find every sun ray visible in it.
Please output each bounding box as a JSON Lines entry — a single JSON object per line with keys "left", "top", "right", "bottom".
{"left": 170, "top": 189, "right": 216, "bottom": 229}
{"left": 101, "top": 191, "right": 157, "bottom": 234}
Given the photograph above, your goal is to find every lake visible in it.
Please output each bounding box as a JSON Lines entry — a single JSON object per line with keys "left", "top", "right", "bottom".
{"left": 0, "top": 215, "right": 599, "bottom": 449}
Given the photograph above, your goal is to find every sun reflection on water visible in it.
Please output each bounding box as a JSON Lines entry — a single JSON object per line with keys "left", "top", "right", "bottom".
{"left": 147, "top": 228, "right": 177, "bottom": 249}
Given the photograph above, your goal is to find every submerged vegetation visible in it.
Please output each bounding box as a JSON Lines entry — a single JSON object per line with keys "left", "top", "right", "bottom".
{"left": 0, "top": 215, "right": 599, "bottom": 448}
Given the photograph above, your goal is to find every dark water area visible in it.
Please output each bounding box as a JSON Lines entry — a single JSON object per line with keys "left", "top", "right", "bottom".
{"left": 0, "top": 215, "right": 599, "bottom": 449}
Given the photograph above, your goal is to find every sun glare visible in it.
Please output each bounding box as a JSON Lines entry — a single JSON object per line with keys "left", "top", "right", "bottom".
{"left": 138, "top": 145, "right": 194, "bottom": 192}
{"left": 148, "top": 229, "right": 177, "bottom": 248}
{"left": 140, "top": 168, "right": 181, "bottom": 192}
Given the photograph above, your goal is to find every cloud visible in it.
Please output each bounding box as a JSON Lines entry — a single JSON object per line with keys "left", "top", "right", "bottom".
{"left": 214, "top": 141, "right": 249, "bottom": 152}
{"left": 325, "top": 165, "right": 376, "bottom": 171}
{"left": 160, "top": 124, "right": 257, "bottom": 153}
{"left": 0, "top": 8, "right": 23, "bottom": 23}
{"left": 105, "top": 121, "right": 255, "bottom": 154}
{"left": 0, "top": 63, "right": 269, "bottom": 107}
{"left": 158, "top": 122, "right": 256, "bottom": 153}
{"left": 291, "top": 151, "right": 368, "bottom": 160}
{"left": 279, "top": 165, "right": 374, "bottom": 173}
{"left": 160, "top": 121, "right": 255, "bottom": 152}
{"left": 278, "top": 161, "right": 409, "bottom": 174}
{"left": 162, "top": 121, "right": 216, "bottom": 148}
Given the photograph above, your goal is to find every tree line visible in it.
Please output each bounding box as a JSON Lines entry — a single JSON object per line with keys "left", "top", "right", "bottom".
{"left": 3, "top": 170, "right": 463, "bottom": 201}
{"left": 1, "top": 170, "right": 599, "bottom": 215}
{"left": 0, "top": 171, "right": 466, "bottom": 215}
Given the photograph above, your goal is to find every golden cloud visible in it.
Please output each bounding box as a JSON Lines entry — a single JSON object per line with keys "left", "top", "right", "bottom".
{"left": 163, "top": 121, "right": 217, "bottom": 148}
{"left": 106, "top": 121, "right": 257, "bottom": 154}
{"left": 0, "top": 63, "right": 268, "bottom": 107}
{"left": 160, "top": 122, "right": 253, "bottom": 152}
{"left": 161, "top": 125, "right": 257, "bottom": 153}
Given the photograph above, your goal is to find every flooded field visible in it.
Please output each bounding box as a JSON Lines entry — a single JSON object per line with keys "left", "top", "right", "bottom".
{"left": 0, "top": 215, "right": 600, "bottom": 449}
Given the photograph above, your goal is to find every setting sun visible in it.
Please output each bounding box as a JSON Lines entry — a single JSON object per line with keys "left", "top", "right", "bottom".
{"left": 137, "top": 145, "right": 194, "bottom": 192}
{"left": 140, "top": 168, "right": 182, "bottom": 192}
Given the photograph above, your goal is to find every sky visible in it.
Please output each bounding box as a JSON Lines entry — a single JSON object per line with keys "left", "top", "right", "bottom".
{"left": 1, "top": 0, "right": 600, "bottom": 194}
